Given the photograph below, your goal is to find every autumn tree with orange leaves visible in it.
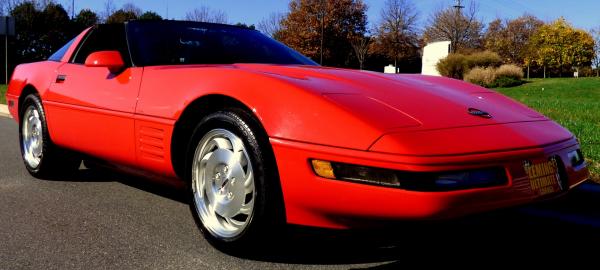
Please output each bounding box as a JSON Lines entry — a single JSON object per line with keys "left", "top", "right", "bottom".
{"left": 484, "top": 14, "right": 544, "bottom": 66}
{"left": 275, "top": 0, "right": 368, "bottom": 67}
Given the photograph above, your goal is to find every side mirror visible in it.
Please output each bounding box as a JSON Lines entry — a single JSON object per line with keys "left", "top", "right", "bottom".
{"left": 84, "top": 51, "right": 125, "bottom": 73}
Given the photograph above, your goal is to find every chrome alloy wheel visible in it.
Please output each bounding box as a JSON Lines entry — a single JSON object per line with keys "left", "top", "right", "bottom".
{"left": 191, "top": 129, "right": 256, "bottom": 239}
{"left": 22, "top": 105, "right": 44, "bottom": 169}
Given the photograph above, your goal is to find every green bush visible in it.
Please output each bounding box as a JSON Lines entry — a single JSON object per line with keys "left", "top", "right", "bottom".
{"left": 436, "top": 53, "right": 467, "bottom": 79}
{"left": 465, "top": 51, "right": 502, "bottom": 69}
{"left": 494, "top": 76, "right": 523, "bottom": 87}
{"left": 437, "top": 51, "right": 502, "bottom": 79}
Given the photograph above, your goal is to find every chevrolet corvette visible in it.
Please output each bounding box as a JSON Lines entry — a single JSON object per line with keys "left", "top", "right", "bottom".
{"left": 6, "top": 20, "right": 590, "bottom": 249}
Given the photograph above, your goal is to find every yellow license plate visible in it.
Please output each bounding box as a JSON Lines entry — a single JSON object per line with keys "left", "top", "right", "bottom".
{"left": 524, "top": 159, "right": 562, "bottom": 196}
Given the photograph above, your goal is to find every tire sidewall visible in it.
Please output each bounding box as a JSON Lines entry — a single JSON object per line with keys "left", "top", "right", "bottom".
{"left": 19, "top": 94, "right": 49, "bottom": 175}
{"left": 185, "top": 110, "right": 275, "bottom": 247}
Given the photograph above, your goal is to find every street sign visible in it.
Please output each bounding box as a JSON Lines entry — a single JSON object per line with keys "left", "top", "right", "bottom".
{"left": 0, "top": 16, "right": 15, "bottom": 36}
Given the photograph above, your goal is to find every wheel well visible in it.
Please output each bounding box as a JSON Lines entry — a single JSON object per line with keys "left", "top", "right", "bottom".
{"left": 174, "top": 94, "right": 287, "bottom": 228}
{"left": 18, "top": 85, "right": 39, "bottom": 117}
{"left": 171, "top": 94, "right": 266, "bottom": 179}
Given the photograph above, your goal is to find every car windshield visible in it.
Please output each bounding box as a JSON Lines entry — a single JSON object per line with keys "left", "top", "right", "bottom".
{"left": 126, "top": 21, "right": 318, "bottom": 67}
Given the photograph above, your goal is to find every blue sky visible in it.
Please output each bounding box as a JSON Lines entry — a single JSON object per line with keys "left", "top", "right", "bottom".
{"left": 60, "top": 0, "right": 600, "bottom": 31}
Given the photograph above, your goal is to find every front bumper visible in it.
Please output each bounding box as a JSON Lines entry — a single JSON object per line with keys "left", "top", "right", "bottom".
{"left": 271, "top": 137, "right": 589, "bottom": 229}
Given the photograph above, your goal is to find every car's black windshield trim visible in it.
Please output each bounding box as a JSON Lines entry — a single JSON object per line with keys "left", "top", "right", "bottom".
{"left": 69, "top": 26, "right": 96, "bottom": 64}
{"left": 126, "top": 20, "right": 318, "bottom": 67}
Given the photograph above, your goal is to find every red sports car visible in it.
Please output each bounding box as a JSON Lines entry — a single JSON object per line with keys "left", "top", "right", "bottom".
{"left": 6, "top": 21, "right": 590, "bottom": 249}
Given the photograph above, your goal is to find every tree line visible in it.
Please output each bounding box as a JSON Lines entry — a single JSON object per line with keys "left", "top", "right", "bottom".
{"left": 265, "top": 0, "right": 598, "bottom": 78}
{"left": 0, "top": 0, "right": 162, "bottom": 83}
{"left": 1, "top": 0, "right": 599, "bottom": 84}
{"left": 0, "top": 0, "right": 263, "bottom": 83}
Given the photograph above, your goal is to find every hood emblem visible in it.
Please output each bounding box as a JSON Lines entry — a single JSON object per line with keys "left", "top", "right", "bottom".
{"left": 468, "top": 108, "right": 492, "bottom": 119}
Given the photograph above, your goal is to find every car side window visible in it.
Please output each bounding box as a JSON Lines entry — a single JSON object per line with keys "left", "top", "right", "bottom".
{"left": 72, "top": 24, "right": 131, "bottom": 66}
{"left": 48, "top": 37, "right": 76, "bottom": 62}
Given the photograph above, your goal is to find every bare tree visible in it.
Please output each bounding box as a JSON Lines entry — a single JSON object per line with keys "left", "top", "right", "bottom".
{"left": 591, "top": 27, "right": 600, "bottom": 77}
{"left": 423, "top": 1, "right": 483, "bottom": 53}
{"left": 257, "top": 12, "right": 284, "bottom": 38}
{"left": 33, "top": 0, "right": 52, "bottom": 9}
{"left": 185, "top": 6, "right": 228, "bottom": 24}
{"left": 1, "top": 0, "right": 25, "bottom": 14}
{"left": 351, "top": 36, "right": 370, "bottom": 69}
{"left": 372, "top": 0, "right": 420, "bottom": 68}
{"left": 101, "top": 0, "right": 116, "bottom": 22}
{"left": 380, "top": 0, "right": 419, "bottom": 35}
{"left": 122, "top": 2, "right": 142, "bottom": 17}
{"left": 0, "top": 0, "right": 59, "bottom": 15}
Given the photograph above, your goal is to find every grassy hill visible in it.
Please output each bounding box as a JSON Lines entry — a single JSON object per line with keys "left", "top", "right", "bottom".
{"left": 497, "top": 78, "right": 600, "bottom": 182}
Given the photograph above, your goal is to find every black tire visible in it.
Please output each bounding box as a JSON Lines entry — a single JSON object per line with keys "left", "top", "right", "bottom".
{"left": 185, "top": 109, "right": 284, "bottom": 252}
{"left": 19, "top": 94, "right": 81, "bottom": 179}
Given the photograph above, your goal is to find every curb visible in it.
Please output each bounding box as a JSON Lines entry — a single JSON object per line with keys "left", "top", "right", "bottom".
{"left": 0, "top": 104, "right": 11, "bottom": 118}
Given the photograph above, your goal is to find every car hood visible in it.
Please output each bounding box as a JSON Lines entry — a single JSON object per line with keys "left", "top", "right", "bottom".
{"left": 235, "top": 64, "right": 547, "bottom": 132}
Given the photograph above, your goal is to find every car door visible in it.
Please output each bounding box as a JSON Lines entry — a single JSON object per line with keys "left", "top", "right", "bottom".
{"left": 44, "top": 24, "right": 142, "bottom": 166}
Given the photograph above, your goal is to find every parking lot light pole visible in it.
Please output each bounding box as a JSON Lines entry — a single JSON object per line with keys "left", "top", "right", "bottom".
{"left": 2, "top": 16, "right": 15, "bottom": 85}
{"left": 4, "top": 17, "right": 7, "bottom": 84}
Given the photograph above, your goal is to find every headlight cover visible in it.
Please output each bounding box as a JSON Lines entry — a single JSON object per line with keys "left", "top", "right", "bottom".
{"left": 311, "top": 160, "right": 508, "bottom": 192}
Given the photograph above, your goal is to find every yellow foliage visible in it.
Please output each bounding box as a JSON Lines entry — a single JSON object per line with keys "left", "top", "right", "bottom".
{"left": 527, "top": 18, "right": 595, "bottom": 71}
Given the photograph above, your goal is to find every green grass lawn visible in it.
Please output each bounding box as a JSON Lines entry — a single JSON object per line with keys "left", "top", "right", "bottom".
{"left": 0, "top": 84, "right": 6, "bottom": 104}
{"left": 496, "top": 78, "right": 600, "bottom": 182}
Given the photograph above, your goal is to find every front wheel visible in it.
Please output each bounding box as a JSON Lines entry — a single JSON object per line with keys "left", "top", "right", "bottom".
{"left": 186, "top": 110, "right": 284, "bottom": 251}
{"left": 19, "top": 94, "right": 81, "bottom": 179}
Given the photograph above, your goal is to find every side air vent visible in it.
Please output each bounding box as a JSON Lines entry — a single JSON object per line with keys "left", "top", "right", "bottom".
{"left": 139, "top": 126, "right": 165, "bottom": 161}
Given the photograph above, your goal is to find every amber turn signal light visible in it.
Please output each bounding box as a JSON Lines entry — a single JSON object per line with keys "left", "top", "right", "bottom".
{"left": 311, "top": 160, "right": 336, "bottom": 179}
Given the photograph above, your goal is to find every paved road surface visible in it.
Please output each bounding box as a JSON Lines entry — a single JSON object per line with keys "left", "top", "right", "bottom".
{"left": 1, "top": 116, "right": 599, "bottom": 269}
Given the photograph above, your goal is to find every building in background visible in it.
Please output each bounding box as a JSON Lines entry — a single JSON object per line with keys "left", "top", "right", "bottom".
{"left": 421, "top": 41, "right": 451, "bottom": 76}
{"left": 384, "top": 64, "right": 397, "bottom": 74}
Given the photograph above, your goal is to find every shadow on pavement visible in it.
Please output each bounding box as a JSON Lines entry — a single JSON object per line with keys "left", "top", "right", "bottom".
{"left": 51, "top": 166, "right": 600, "bottom": 266}
{"left": 50, "top": 166, "right": 188, "bottom": 204}
{"left": 223, "top": 182, "right": 600, "bottom": 265}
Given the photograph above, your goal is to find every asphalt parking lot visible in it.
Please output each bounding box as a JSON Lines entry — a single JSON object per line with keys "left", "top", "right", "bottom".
{"left": 1, "top": 116, "right": 600, "bottom": 269}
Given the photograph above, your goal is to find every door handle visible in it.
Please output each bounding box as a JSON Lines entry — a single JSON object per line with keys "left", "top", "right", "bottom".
{"left": 56, "top": 74, "right": 67, "bottom": 83}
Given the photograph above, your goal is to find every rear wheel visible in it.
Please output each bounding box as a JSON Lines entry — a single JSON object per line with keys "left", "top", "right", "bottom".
{"left": 19, "top": 94, "right": 81, "bottom": 179}
{"left": 186, "top": 110, "right": 283, "bottom": 251}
